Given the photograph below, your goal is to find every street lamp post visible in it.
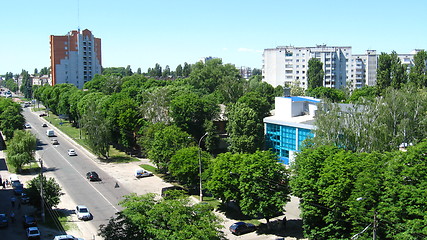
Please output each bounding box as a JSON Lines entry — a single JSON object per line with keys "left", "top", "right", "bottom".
{"left": 198, "top": 132, "right": 208, "bottom": 202}
{"left": 39, "top": 158, "right": 45, "bottom": 223}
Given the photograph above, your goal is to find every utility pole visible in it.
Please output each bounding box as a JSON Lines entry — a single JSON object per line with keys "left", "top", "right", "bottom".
{"left": 40, "top": 158, "right": 45, "bottom": 223}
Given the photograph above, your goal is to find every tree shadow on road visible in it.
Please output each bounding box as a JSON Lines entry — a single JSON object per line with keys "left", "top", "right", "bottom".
{"left": 257, "top": 219, "right": 304, "bottom": 239}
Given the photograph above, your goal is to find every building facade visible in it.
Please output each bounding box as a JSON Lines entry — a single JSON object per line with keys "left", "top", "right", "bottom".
{"left": 264, "top": 94, "right": 320, "bottom": 165}
{"left": 262, "top": 45, "right": 423, "bottom": 90}
{"left": 50, "top": 29, "right": 102, "bottom": 88}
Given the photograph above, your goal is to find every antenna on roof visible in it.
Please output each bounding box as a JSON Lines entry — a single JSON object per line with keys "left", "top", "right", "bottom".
{"left": 77, "top": 0, "right": 80, "bottom": 32}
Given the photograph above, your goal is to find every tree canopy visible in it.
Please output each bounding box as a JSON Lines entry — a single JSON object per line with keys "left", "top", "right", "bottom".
{"left": 99, "top": 193, "right": 225, "bottom": 240}
{"left": 307, "top": 58, "right": 324, "bottom": 89}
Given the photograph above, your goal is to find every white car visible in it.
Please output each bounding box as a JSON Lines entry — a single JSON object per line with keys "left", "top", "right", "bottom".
{"left": 24, "top": 123, "right": 31, "bottom": 129}
{"left": 76, "top": 205, "right": 91, "bottom": 220}
{"left": 67, "top": 149, "right": 77, "bottom": 156}
{"left": 53, "top": 235, "right": 84, "bottom": 240}
{"left": 26, "top": 226, "right": 41, "bottom": 239}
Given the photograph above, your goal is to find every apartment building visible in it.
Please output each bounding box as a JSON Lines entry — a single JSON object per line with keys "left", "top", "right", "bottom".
{"left": 50, "top": 29, "right": 102, "bottom": 88}
{"left": 262, "top": 45, "right": 422, "bottom": 90}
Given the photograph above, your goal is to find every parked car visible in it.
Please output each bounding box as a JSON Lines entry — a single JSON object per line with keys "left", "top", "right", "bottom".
{"left": 21, "top": 192, "right": 30, "bottom": 204}
{"left": 42, "top": 123, "right": 48, "bottom": 127}
{"left": 0, "top": 214, "right": 8, "bottom": 227}
{"left": 67, "top": 149, "right": 77, "bottom": 156}
{"left": 39, "top": 113, "right": 47, "bottom": 117}
{"left": 23, "top": 215, "right": 37, "bottom": 228}
{"left": 13, "top": 183, "right": 24, "bottom": 195}
{"left": 51, "top": 139, "right": 59, "bottom": 145}
{"left": 24, "top": 123, "right": 31, "bottom": 129}
{"left": 26, "top": 226, "right": 41, "bottom": 239}
{"left": 229, "top": 222, "right": 257, "bottom": 235}
{"left": 53, "top": 235, "right": 83, "bottom": 240}
{"left": 135, "top": 168, "right": 153, "bottom": 178}
{"left": 86, "top": 171, "right": 100, "bottom": 181}
{"left": 76, "top": 205, "right": 91, "bottom": 220}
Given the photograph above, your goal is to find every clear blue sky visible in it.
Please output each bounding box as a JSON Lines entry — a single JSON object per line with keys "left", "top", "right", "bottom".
{"left": 1, "top": 0, "right": 426, "bottom": 74}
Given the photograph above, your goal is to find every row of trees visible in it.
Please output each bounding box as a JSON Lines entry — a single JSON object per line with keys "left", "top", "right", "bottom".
{"left": 291, "top": 141, "right": 427, "bottom": 239}
{"left": 34, "top": 59, "right": 280, "bottom": 159}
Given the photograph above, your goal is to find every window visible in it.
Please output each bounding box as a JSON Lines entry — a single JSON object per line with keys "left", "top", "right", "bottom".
{"left": 285, "top": 52, "right": 293, "bottom": 57}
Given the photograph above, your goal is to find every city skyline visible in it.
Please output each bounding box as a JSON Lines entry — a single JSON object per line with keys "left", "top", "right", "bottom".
{"left": 1, "top": 0, "right": 426, "bottom": 74}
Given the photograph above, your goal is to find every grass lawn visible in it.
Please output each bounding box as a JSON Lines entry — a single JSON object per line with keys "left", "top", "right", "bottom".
{"left": 139, "top": 164, "right": 157, "bottom": 173}
{"left": 42, "top": 112, "right": 139, "bottom": 163}
{"left": 42, "top": 209, "right": 76, "bottom": 232}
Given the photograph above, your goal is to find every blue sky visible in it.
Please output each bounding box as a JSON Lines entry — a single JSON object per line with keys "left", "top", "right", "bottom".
{"left": 1, "top": 0, "right": 426, "bottom": 74}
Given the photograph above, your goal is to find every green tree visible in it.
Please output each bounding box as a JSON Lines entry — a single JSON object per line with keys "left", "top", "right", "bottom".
{"left": 348, "top": 86, "right": 377, "bottom": 103}
{"left": 305, "top": 86, "right": 346, "bottom": 102}
{"left": 307, "top": 58, "right": 324, "bottom": 89}
{"left": 148, "top": 125, "right": 192, "bottom": 172}
{"left": 312, "top": 86, "right": 427, "bottom": 153}
{"left": 6, "top": 130, "right": 37, "bottom": 173}
{"left": 409, "top": 50, "right": 427, "bottom": 88}
{"left": 100, "top": 193, "right": 225, "bottom": 240}
{"left": 169, "top": 146, "right": 211, "bottom": 189}
{"left": 81, "top": 101, "right": 111, "bottom": 159}
{"left": 377, "top": 51, "right": 407, "bottom": 93}
{"left": 169, "top": 92, "right": 219, "bottom": 139}
{"left": 226, "top": 102, "right": 264, "bottom": 153}
{"left": 0, "top": 99, "right": 26, "bottom": 140}
{"left": 137, "top": 122, "right": 167, "bottom": 158}
{"left": 175, "top": 64, "right": 183, "bottom": 77}
{"left": 125, "top": 65, "right": 133, "bottom": 76}
{"left": 26, "top": 175, "right": 62, "bottom": 210}
{"left": 238, "top": 150, "right": 290, "bottom": 224}
{"left": 20, "top": 70, "right": 32, "bottom": 98}
{"left": 206, "top": 151, "right": 290, "bottom": 224}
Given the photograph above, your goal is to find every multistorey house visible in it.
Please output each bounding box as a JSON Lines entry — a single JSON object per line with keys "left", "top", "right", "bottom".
{"left": 50, "top": 29, "right": 102, "bottom": 88}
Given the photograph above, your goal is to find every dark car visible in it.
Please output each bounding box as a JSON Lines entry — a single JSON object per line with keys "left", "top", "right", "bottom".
{"left": 86, "top": 172, "right": 100, "bottom": 181}
{"left": 14, "top": 183, "right": 24, "bottom": 195}
{"left": 39, "top": 113, "right": 47, "bottom": 117}
{"left": 0, "top": 214, "right": 8, "bottom": 227}
{"left": 21, "top": 192, "right": 30, "bottom": 204}
{"left": 42, "top": 123, "right": 48, "bottom": 127}
{"left": 23, "top": 215, "right": 37, "bottom": 228}
{"left": 229, "top": 222, "right": 257, "bottom": 235}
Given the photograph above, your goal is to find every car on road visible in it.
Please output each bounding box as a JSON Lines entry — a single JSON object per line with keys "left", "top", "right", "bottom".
{"left": 23, "top": 215, "right": 37, "bottom": 228}
{"left": 67, "top": 149, "right": 77, "bottom": 156}
{"left": 0, "top": 213, "right": 8, "bottom": 227}
{"left": 51, "top": 139, "right": 59, "bottom": 145}
{"left": 26, "top": 226, "right": 41, "bottom": 239}
{"left": 76, "top": 205, "right": 91, "bottom": 220}
{"left": 86, "top": 171, "right": 100, "bottom": 181}
{"left": 39, "top": 113, "right": 47, "bottom": 117}
{"left": 42, "top": 123, "right": 47, "bottom": 127}
{"left": 24, "top": 123, "right": 31, "bottom": 129}
{"left": 229, "top": 222, "right": 257, "bottom": 235}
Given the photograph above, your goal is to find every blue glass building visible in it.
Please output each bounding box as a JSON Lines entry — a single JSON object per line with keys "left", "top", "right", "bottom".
{"left": 264, "top": 96, "right": 320, "bottom": 165}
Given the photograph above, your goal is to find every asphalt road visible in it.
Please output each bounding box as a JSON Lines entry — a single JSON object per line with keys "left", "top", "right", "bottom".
{"left": 23, "top": 108, "right": 131, "bottom": 236}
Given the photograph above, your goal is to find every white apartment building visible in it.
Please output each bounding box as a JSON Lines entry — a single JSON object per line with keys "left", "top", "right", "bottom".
{"left": 262, "top": 45, "right": 423, "bottom": 90}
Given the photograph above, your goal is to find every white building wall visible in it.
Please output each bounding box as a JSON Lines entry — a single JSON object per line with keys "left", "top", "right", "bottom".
{"left": 263, "top": 46, "right": 424, "bottom": 90}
